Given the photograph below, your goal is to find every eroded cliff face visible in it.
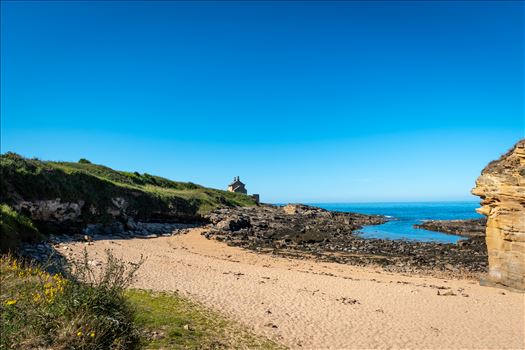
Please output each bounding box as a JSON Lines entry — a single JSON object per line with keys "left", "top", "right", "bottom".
{"left": 472, "top": 139, "right": 525, "bottom": 291}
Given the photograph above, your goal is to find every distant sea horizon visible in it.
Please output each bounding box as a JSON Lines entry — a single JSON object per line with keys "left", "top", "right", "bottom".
{"left": 275, "top": 201, "right": 483, "bottom": 244}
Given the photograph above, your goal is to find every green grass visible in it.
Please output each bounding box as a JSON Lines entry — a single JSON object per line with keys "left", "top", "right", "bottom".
{"left": 126, "top": 289, "right": 285, "bottom": 350}
{"left": 0, "top": 152, "right": 256, "bottom": 229}
{"left": 0, "top": 252, "right": 141, "bottom": 350}
{"left": 0, "top": 253, "right": 284, "bottom": 350}
{"left": 0, "top": 204, "right": 42, "bottom": 253}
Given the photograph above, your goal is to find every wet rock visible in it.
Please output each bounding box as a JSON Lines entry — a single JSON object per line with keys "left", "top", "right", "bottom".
{"left": 203, "top": 204, "right": 488, "bottom": 277}
{"left": 414, "top": 218, "right": 486, "bottom": 238}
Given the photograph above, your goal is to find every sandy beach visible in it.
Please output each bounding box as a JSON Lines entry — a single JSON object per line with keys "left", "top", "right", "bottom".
{"left": 59, "top": 229, "right": 525, "bottom": 350}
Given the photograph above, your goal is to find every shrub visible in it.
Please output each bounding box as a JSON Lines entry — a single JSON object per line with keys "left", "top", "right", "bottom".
{"left": 0, "top": 204, "right": 42, "bottom": 253}
{"left": 78, "top": 158, "right": 91, "bottom": 164}
{"left": 0, "top": 250, "right": 143, "bottom": 350}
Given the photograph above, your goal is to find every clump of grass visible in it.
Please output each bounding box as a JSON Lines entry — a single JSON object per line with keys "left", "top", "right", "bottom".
{"left": 0, "top": 204, "right": 42, "bottom": 253}
{"left": 127, "top": 289, "right": 285, "bottom": 350}
{"left": 0, "top": 251, "right": 143, "bottom": 350}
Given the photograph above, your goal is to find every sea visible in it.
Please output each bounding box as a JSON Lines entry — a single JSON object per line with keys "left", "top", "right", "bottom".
{"left": 308, "top": 201, "right": 483, "bottom": 244}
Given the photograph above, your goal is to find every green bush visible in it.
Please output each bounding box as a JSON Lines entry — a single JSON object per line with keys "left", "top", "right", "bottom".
{"left": 78, "top": 158, "right": 91, "bottom": 164}
{"left": 0, "top": 250, "right": 143, "bottom": 350}
{"left": 0, "top": 204, "right": 42, "bottom": 253}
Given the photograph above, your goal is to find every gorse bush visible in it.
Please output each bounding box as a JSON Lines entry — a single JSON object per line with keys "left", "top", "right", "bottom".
{"left": 0, "top": 250, "right": 143, "bottom": 350}
{"left": 78, "top": 158, "right": 92, "bottom": 164}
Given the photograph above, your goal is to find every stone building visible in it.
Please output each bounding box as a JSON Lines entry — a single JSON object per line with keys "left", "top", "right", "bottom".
{"left": 227, "top": 176, "right": 247, "bottom": 194}
{"left": 227, "top": 176, "right": 260, "bottom": 203}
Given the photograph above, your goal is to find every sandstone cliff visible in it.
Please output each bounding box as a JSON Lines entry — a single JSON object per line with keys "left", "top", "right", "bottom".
{"left": 472, "top": 139, "right": 525, "bottom": 291}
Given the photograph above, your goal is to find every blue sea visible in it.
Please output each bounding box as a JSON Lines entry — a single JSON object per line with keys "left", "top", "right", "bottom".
{"left": 309, "top": 202, "right": 483, "bottom": 244}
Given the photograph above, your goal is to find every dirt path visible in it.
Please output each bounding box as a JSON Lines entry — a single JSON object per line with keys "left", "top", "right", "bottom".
{"left": 60, "top": 229, "right": 525, "bottom": 349}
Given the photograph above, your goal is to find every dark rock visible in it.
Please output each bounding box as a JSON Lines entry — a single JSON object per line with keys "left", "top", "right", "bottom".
{"left": 414, "top": 218, "right": 486, "bottom": 238}
{"left": 203, "top": 204, "right": 487, "bottom": 277}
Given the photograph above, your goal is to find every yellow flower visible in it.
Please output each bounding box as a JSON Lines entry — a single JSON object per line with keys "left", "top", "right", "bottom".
{"left": 90, "top": 331, "right": 96, "bottom": 337}
{"left": 77, "top": 331, "right": 83, "bottom": 337}
{"left": 32, "top": 293, "right": 42, "bottom": 303}
{"left": 5, "top": 299, "right": 17, "bottom": 306}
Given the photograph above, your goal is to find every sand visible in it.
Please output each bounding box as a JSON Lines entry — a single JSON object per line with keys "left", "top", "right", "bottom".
{"left": 59, "top": 229, "right": 525, "bottom": 349}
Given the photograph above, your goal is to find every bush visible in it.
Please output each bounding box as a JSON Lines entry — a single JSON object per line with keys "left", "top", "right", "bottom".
{"left": 0, "top": 250, "right": 143, "bottom": 350}
{"left": 78, "top": 158, "right": 91, "bottom": 164}
{"left": 0, "top": 204, "right": 42, "bottom": 253}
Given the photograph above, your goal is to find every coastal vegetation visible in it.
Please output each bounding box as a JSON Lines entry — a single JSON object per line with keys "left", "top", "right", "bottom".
{"left": 0, "top": 204, "right": 42, "bottom": 253}
{"left": 0, "top": 152, "right": 257, "bottom": 251}
{"left": 0, "top": 153, "right": 277, "bottom": 349}
{"left": 0, "top": 152, "right": 255, "bottom": 214}
{"left": 0, "top": 252, "right": 282, "bottom": 350}
{"left": 0, "top": 251, "right": 141, "bottom": 349}
{"left": 127, "top": 290, "right": 284, "bottom": 349}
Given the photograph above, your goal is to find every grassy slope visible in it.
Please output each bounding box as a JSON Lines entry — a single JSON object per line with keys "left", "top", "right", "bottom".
{"left": 127, "top": 290, "right": 284, "bottom": 349}
{"left": 0, "top": 204, "right": 43, "bottom": 253}
{"left": 1, "top": 153, "right": 256, "bottom": 222}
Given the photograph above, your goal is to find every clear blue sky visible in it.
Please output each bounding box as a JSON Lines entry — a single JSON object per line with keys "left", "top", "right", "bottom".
{"left": 1, "top": 1, "right": 523, "bottom": 203}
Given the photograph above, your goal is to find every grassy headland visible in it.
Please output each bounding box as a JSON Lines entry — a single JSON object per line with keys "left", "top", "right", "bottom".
{"left": 0, "top": 152, "right": 257, "bottom": 250}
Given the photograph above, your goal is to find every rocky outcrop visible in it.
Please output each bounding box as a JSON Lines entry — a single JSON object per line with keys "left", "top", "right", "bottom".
{"left": 204, "top": 204, "right": 387, "bottom": 245}
{"left": 472, "top": 139, "right": 525, "bottom": 291}
{"left": 203, "top": 204, "right": 487, "bottom": 276}
{"left": 14, "top": 199, "right": 85, "bottom": 224}
{"left": 414, "top": 218, "right": 486, "bottom": 238}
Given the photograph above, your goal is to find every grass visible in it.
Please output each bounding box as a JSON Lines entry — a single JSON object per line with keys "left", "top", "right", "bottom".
{"left": 0, "top": 152, "right": 257, "bottom": 233}
{"left": 127, "top": 289, "right": 285, "bottom": 350}
{"left": 0, "top": 253, "right": 284, "bottom": 350}
{"left": 0, "top": 204, "right": 42, "bottom": 253}
{"left": 0, "top": 251, "right": 142, "bottom": 350}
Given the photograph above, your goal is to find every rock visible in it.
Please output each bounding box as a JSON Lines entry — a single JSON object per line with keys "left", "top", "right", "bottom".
{"left": 125, "top": 217, "right": 138, "bottom": 230}
{"left": 264, "top": 322, "right": 278, "bottom": 329}
{"left": 149, "top": 330, "right": 165, "bottom": 340}
{"left": 472, "top": 139, "right": 525, "bottom": 291}
{"left": 14, "top": 199, "right": 84, "bottom": 223}
{"left": 437, "top": 290, "right": 456, "bottom": 296}
{"left": 414, "top": 218, "right": 486, "bottom": 238}
{"left": 338, "top": 297, "right": 360, "bottom": 305}
{"left": 216, "top": 216, "right": 251, "bottom": 231}
{"left": 203, "top": 204, "right": 487, "bottom": 276}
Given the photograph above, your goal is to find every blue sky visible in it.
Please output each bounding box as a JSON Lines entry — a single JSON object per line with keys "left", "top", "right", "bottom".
{"left": 1, "top": 1, "right": 523, "bottom": 203}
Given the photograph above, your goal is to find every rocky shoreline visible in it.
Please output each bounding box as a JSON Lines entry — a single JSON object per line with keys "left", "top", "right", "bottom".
{"left": 16, "top": 203, "right": 488, "bottom": 279}
{"left": 414, "top": 218, "right": 486, "bottom": 238}
{"left": 202, "top": 204, "right": 487, "bottom": 278}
